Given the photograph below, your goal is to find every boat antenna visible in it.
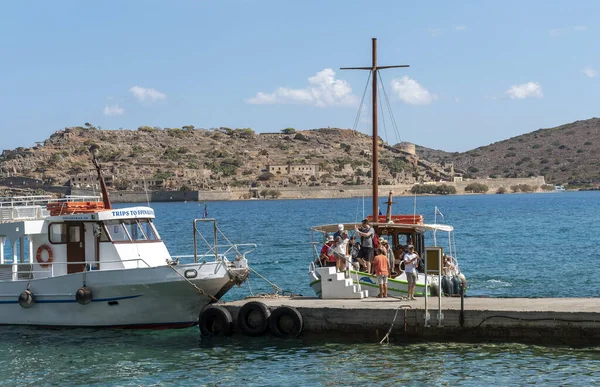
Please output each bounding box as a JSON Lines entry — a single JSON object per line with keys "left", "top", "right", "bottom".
{"left": 89, "top": 145, "right": 112, "bottom": 210}
{"left": 341, "top": 38, "right": 409, "bottom": 219}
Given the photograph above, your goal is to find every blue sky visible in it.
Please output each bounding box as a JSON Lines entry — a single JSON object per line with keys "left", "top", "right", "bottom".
{"left": 1, "top": 1, "right": 598, "bottom": 152}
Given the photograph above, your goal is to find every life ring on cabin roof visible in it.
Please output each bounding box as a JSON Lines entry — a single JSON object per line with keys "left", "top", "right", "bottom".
{"left": 36, "top": 244, "right": 53, "bottom": 268}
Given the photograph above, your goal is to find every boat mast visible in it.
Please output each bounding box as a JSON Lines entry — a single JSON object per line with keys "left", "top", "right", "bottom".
{"left": 89, "top": 146, "right": 112, "bottom": 210}
{"left": 341, "top": 38, "right": 409, "bottom": 218}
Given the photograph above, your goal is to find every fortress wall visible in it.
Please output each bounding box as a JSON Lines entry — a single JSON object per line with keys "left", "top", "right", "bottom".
{"left": 71, "top": 176, "right": 547, "bottom": 203}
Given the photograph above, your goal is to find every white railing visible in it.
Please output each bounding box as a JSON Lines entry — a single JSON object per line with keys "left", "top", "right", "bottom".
{"left": 173, "top": 243, "right": 257, "bottom": 263}
{"left": 0, "top": 195, "right": 102, "bottom": 223}
{"left": 0, "top": 257, "right": 152, "bottom": 281}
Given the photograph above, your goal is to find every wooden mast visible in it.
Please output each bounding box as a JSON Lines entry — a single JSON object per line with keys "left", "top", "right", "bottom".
{"left": 89, "top": 146, "right": 112, "bottom": 210}
{"left": 341, "top": 38, "right": 409, "bottom": 219}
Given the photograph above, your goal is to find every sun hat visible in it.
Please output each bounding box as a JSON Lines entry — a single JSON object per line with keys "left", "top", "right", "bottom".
{"left": 327, "top": 235, "right": 334, "bottom": 242}
{"left": 337, "top": 224, "right": 344, "bottom": 231}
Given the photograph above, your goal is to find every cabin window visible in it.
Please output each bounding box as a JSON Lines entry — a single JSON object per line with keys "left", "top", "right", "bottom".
{"left": 69, "top": 226, "right": 81, "bottom": 242}
{"left": 139, "top": 219, "right": 160, "bottom": 240}
{"left": 49, "top": 223, "right": 68, "bottom": 244}
{"left": 105, "top": 220, "right": 130, "bottom": 242}
{"left": 123, "top": 220, "right": 147, "bottom": 241}
{"left": 103, "top": 219, "right": 160, "bottom": 242}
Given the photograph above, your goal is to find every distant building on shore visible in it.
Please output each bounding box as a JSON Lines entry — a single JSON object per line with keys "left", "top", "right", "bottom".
{"left": 268, "top": 163, "right": 319, "bottom": 177}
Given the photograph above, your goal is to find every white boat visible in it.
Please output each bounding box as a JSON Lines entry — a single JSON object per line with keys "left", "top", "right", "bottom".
{"left": 308, "top": 38, "right": 466, "bottom": 299}
{"left": 309, "top": 219, "right": 463, "bottom": 298}
{"left": 554, "top": 185, "right": 565, "bottom": 192}
{"left": 0, "top": 154, "right": 251, "bottom": 328}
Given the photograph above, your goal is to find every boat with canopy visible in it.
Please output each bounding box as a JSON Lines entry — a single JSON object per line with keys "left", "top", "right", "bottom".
{"left": 308, "top": 38, "right": 466, "bottom": 300}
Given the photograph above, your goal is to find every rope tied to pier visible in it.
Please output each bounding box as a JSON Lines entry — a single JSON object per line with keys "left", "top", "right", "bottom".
{"left": 379, "top": 304, "right": 412, "bottom": 345}
{"left": 166, "top": 262, "right": 219, "bottom": 303}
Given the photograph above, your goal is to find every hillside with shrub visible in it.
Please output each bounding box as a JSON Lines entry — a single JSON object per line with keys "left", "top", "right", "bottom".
{"left": 417, "top": 118, "right": 600, "bottom": 187}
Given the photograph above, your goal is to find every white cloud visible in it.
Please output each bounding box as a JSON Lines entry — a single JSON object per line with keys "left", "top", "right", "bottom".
{"left": 245, "top": 68, "right": 358, "bottom": 107}
{"left": 506, "top": 82, "right": 543, "bottom": 99}
{"left": 390, "top": 76, "right": 437, "bottom": 105}
{"left": 455, "top": 25, "right": 467, "bottom": 31}
{"left": 129, "top": 86, "right": 167, "bottom": 103}
{"left": 583, "top": 66, "right": 598, "bottom": 78}
{"left": 103, "top": 104, "right": 125, "bottom": 116}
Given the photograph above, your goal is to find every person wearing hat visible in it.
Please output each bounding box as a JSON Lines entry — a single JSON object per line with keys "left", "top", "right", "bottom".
{"left": 403, "top": 245, "right": 419, "bottom": 300}
{"left": 319, "top": 235, "right": 336, "bottom": 267}
{"left": 333, "top": 224, "right": 344, "bottom": 241}
{"left": 331, "top": 231, "right": 349, "bottom": 272}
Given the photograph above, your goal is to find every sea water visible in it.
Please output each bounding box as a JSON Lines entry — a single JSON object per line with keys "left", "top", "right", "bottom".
{"left": 1, "top": 192, "right": 600, "bottom": 386}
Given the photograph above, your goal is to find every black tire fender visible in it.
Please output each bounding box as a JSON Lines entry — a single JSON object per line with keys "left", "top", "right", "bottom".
{"left": 237, "top": 301, "right": 271, "bottom": 336}
{"left": 199, "top": 305, "right": 233, "bottom": 336}
{"left": 268, "top": 306, "right": 303, "bottom": 338}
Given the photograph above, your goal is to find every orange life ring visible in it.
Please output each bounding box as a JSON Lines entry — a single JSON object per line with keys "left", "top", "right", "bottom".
{"left": 36, "top": 244, "right": 53, "bottom": 268}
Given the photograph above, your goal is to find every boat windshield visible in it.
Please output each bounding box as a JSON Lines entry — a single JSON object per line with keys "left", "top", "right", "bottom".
{"left": 104, "top": 219, "right": 161, "bottom": 242}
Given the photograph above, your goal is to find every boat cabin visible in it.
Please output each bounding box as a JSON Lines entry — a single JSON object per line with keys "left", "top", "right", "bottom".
{"left": 0, "top": 197, "right": 170, "bottom": 281}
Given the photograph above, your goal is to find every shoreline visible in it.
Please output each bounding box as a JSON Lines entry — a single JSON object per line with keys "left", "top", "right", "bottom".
{"left": 70, "top": 176, "right": 549, "bottom": 203}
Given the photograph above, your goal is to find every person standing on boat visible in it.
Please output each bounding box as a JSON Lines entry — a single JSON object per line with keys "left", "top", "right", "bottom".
{"left": 354, "top": 219, "right": 375, "bottom": 274}
{"left": 373, "top": 247, "right": 390, "bottom": 298}
{"left": 333, "top": 224, "right": 344, "bottom": 240}
{"left": 331, "top": 232, "right": 349, "bottom": 272}
{"left": 348, "top": 236, "right": 360, "bottom": 270}
{"left": 404, "top": 245, "right": 419, "bottom": 300}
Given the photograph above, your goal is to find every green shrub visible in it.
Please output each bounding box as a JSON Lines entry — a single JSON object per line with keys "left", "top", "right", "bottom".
{"left": 464, "top": 182, "right": 489, "bottom": 193}
{"left": 496, "top": 187, "right": 506, "bottom": 194}
{"left": 410, "top": 184, "right": 456, "bottom": 195}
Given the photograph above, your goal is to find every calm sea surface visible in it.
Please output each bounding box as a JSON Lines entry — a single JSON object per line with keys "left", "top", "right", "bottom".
{"left": 2, "top": 192, "right": 600, "bottom": 386}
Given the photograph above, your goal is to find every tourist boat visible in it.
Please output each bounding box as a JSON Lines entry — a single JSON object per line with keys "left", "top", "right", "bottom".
{"left": 554, "top": 185, "right": 566, "bottom": 192}
{"left": 308, "top": 38, "right": 466, "bottom": 299}
{"left": 0, "top": 152, "right": 251, "bottom": 328}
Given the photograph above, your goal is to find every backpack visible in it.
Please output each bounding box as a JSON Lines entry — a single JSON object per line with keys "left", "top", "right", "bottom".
{"left": 373, "top": 233, "right": 379, "bottom": 248}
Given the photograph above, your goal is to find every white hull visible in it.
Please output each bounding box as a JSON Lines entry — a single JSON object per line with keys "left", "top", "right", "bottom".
{"left": 0, "top": 262, "right": 247, "bottom": 327}
{"left": 309, "top": 270, "right": 433, "bottom": 299}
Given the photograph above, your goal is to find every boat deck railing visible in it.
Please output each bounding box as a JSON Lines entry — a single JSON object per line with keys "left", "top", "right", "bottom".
{"left": 192, "top": 218, "right": 256, "bottom": 263}
{"left": 0, "top": 257, "right": 151, "bottom": 281}
{"left": 173, "top": 243, "right": 257, "bottom": 263}
{"left": 0, "top": 195, "right": 102, "bottom": 223}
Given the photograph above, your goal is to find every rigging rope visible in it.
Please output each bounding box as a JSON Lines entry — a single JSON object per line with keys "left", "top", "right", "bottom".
{"left": 352, "top": 72, "right": 372, "bottom": 133}
{"left": 378, "top": 72, "right": 403, "bottom": 145}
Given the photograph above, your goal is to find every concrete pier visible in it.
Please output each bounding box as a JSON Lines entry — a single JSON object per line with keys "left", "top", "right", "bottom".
{"left": 222, "top": 297, "right": 600, "bottom": 345}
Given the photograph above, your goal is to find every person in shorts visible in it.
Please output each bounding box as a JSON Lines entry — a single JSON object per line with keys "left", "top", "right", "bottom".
{"left": 373, "top": 247, "right": 389, "bottom": 298}
{"left": 403, "top": 245, "right": 419, "bottom": 300}
{"left": 354, "top": 219, "right": 375, "bottom": 274}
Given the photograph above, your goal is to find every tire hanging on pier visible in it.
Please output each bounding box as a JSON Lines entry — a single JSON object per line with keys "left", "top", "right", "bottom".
{"left": 237, "top": 301, "right": 270, "bottom": 337}
{"left": 268, "top": 306, "right": 303, "bottom": 338}
{"left": 199, "top": 305, "right": 233, "bottom": 336}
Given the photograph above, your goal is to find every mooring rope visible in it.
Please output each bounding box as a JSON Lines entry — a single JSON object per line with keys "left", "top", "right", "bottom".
{"left": 248, "top": 265, "right": 283, "bottom": 294}
{"left": 166, "top": 263, "right": 219, "bottom": 303}
{"left": 379, "top": 304, "right": 412, "bottom": 345}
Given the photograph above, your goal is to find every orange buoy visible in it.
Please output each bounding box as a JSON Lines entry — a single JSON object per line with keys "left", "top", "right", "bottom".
{"left": 36, "top": 244, "right": 53, "bottom": 268}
